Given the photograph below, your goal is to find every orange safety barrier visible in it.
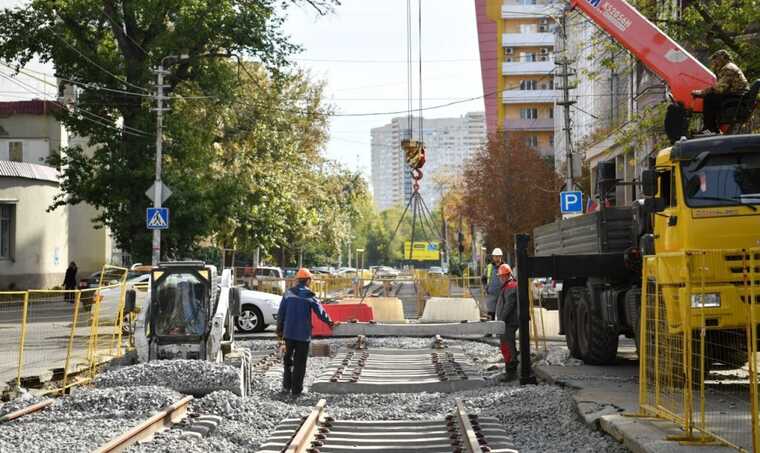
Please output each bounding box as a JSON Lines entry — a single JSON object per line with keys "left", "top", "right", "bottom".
{"left": 312, "top": 303, "right": 374, "bottom": 337}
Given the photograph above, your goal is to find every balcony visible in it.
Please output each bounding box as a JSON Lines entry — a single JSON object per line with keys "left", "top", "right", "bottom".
{"left": 503, "top": 118, "right": 554, "bottom": 131}
{"left": 502, "top": 60, "right": 554, "bottom": 75}
{"left": 502, "top": 89, "right": 559, "bottom": 103}
{"left": 503, "top": 32, "right": 556, "bottom": 47}
{"left": 502, "top": 3, "right": 562, "bottom": 19}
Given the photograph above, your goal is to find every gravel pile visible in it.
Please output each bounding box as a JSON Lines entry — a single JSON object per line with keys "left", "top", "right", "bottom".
{"left": 94, "top": 359, "right": 243, "bottom": 395}
{"left": 0, "top": 394, "right": 44, "bottom": 418}
{"left": 0, "top": 386, "right": 180, "bottom": 453}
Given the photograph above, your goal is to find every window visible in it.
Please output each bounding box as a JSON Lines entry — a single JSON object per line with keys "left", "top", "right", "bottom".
{"left": 549, "top": 108, "right": 554, "bottom": 119}
{"left": 549, "top": 136, "right": 555, "bottom": 147}
{"left": 520, "top": 108, "right": 538, "bottom": 119}
{"left": 520, "top": 52, "right": 536, "bottom": 62}
{"left": 526, "top": 135, "right": 539, "bottom": 148}
{"left": 520, "top": 80, "right": 537, "bottom": 90}
{"left": 8, "top": 142, "right": 22, "bottom": 162}
{"left": 0, "top": 205, "right": 13, "bottom": 259}
{"left": 520, "top": 24, "right": 537, "bottom": 33}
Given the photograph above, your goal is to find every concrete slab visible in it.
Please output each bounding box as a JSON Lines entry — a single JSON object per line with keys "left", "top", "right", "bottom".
{"left": 419, "top": 297, "right": 480, "bottom": 323}
{"left": 331, "top": 321, "right": 504, "bottom": 337}
{"left": 601, "top": 415, "right": 735, "bottom": 453}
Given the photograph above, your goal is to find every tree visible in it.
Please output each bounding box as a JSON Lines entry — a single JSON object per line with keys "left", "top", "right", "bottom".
{"left": 0, "top": 0, "right": 337, "bottom": 261}
{"left": 459, "top": 133, "right": 561, "bottom": 261}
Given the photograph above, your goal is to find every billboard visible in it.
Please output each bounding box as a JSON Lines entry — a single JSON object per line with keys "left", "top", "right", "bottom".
{"left": 403, "top": 241, "right": 440, "bottom": 261}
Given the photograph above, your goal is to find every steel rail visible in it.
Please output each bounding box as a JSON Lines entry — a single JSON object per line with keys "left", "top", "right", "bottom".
{"left": 284, "top": 398, "right": 327, "bottom": 453}
{"left": 93, "top": 395, "right": 193, "bottom": 453}
{"left": 0, "top": 399, "right": 54, "bottom": 423}
{"left": 456, "top": 399, "right": 481, "bottom": 453}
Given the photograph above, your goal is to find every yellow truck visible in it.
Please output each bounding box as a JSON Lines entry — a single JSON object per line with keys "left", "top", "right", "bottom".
{"left": 533, "top": 134, "right": 760, "bottom": 366}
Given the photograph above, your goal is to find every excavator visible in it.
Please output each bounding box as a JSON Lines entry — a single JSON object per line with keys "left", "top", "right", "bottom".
{"left": 569, "top": 0, "right": 759, "bottom": 142}
{"left": 127, "top": 261, "right": 253, "bottom": 396}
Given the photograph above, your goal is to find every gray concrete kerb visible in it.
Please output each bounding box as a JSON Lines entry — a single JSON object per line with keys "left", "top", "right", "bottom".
{"left": 600, "top": 415, "right": 737, "bottom": 453}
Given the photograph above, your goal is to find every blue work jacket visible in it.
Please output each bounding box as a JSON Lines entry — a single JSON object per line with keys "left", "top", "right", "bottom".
{"left": 276, "top": 283, "right": 333, "bottom": 342}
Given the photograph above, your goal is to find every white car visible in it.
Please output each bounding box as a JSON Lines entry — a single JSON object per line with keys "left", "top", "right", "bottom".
{"left": 250, "top": 266, "right": 286, "bottom": 295}
{"left": 375, "top": 266, "right": 400, "bottom": 278}
{"left": 235, "top": 288, "right": 281, "bottom": 333}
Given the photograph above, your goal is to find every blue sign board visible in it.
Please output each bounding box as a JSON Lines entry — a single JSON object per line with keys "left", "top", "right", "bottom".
{"left": 146, "top": 207, "right": 169, "bottom": 230}
{"left": 560, "top": 191, "right": 583, "bottom": 214}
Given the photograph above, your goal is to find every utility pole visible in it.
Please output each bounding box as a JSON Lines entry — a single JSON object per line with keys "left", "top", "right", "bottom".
{"left": 555, "top": 11, "right": 577, "bottom": 192}
{"left": 151, "top": 64, "right": 169, "bottom": 266}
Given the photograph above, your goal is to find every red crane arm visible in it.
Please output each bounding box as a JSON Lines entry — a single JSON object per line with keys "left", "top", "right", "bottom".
{"left": 570, "top": 0, "right": 715, "bottom": 112}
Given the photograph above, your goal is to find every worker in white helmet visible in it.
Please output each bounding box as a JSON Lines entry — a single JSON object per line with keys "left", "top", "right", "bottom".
{"left": 480, "top": 247, "right": 504, "bottom": 320}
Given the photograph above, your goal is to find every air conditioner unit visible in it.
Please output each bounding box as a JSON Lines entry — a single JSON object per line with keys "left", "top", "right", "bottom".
{"left": 538, "top": 25, "right": 548, "bottom": 32}
{"left": 506, "top": 47, "right": 514, "bottom": 54}
{"left": 539, "top": 18, "right": 549, "bottom": 25}
{"left": 539, "top": 55, "right": 548, "bottom": 62}
{"left": 540, "top": 48, "right": 549, "bottom": 54}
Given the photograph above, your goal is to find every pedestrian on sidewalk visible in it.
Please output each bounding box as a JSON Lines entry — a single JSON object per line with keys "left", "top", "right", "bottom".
{"left": 63, "top": 261, "right": 77, "bottom": 304}
{"left": 481, "top": 248, "right": 504, "bottom": 320}
{"left": 276, "top": 268, "right": 340, "bottom": 397}
{"left": 495, "top": 263, "right": 519, "bottom": 381}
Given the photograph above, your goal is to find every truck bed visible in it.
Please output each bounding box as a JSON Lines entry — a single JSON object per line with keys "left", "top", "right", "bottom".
{"left": 533, "top": 207, "right": 634, "bottom": 256}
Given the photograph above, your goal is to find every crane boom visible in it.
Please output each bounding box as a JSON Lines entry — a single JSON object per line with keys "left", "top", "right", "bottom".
{"left": 570, "top": 0, "right": 715, "bottom": 112}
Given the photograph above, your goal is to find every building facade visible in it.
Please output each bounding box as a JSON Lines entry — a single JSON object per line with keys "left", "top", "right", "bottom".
{"left": 370, "top": 112, "right": 486, "bottom": 211}
{"left": 0, "top": 100, "right": 115, "bottom": 289}
{"left": 475, "top": 0, "right": 562, "bottom": 158}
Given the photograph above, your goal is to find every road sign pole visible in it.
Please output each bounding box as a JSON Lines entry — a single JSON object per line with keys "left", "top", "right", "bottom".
{"left": 152, "top": 65, "right": 166, "bottom": 266}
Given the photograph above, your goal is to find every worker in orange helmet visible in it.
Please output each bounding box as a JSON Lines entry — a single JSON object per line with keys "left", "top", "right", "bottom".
{"left": 495, "top": 263, "right": 519, "bottom": 381}
{"left": 276, "top": 267, "right": 339, "bottom": 397}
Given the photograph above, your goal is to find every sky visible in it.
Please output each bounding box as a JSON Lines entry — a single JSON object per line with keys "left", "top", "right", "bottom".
{"left": 0, "top": 0, "right": 485, "bottom": 180}
{"left": 284, "top": 0, "right": 484, "bottom": 178}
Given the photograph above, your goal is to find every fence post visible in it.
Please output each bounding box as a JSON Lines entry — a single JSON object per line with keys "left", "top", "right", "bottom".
{"left": 15, "top": 291, "right": 30, "bottom": 388}
{"left": 515, "top": 234, "right": 536, "bottom": 385}
{"left": 63, "top": 291, "right": 82, "bottom": 391}
{"left": 639, "top": 259, "right": 649, "bottom": 412}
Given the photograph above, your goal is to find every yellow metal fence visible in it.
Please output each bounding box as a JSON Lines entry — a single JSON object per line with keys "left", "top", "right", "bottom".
{"left": 640, "top": 249, "right": 760, "bottom": 452}
{"left": 0, "top": 265, "right": 130, "bottom": 395}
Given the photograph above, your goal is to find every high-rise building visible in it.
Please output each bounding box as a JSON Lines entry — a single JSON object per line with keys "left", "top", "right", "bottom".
{"left": 475, "top": 0, "right": 561, "bottom": 158}
{"left": 371, "top": 112, "right": 486, "bottom": 211}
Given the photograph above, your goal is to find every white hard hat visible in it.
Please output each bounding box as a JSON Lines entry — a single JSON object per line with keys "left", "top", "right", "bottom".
{"left": 491, "top": 248, "right": 503, "bottom": 256}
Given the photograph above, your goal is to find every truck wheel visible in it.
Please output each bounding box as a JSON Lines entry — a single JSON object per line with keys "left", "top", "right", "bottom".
{"left": 575, "top": 287, "right": 619, "bottom": 365}
{"left": 624, "top": 288, "right": 642, "bottom": 354}
{"left": 564, "top": 287, "right": 583, "bottom": 359}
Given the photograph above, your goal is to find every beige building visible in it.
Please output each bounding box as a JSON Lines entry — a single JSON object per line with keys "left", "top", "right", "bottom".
{"left": 0, "top": 100, "right": 114, "bottom": 289}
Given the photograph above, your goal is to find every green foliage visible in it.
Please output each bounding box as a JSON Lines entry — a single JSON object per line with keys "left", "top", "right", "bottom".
{"left": 0, "top": 0, "right": 338, "bottom": 262}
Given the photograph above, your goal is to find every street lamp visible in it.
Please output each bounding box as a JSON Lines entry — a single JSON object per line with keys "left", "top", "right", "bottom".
{"left": 151, "top": 53, "right": 189, "bottom": 266}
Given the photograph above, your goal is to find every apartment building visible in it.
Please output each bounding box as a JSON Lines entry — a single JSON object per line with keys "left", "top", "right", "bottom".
{"left": 370, "top": 113, "right": 487, "bottom": 211}
{"left": 475, "top": 0, "right": 562, "bottom": 158}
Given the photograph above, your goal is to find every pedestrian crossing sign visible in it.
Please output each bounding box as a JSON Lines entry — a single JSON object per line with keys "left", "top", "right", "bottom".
{"left": 146, "top": 207, "right": 169, "bottom": 230}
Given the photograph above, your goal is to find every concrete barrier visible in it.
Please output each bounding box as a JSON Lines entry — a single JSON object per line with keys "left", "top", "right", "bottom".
{"left": 419, "top": 297, "right": 480, "bottom": 323}
{"left": 338, "top": 298, "right": 407, "bottom": 323}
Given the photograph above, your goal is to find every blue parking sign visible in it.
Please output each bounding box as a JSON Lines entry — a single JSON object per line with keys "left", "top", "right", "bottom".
{"left": 560, "top": 191, "right": 583, "bottom": 214}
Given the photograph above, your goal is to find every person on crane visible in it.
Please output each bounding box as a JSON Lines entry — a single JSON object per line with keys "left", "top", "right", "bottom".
{"left": 495, "top": 263, "right": 519, "bottom": 381}
{"left": 691, "top": 49, "right": 749, "bottom": 134}
{"left": 481, "top": 248, "right": 504, "bottom": 321}
{"left": 276, "top": 268, "right": 338, "bottom": 397}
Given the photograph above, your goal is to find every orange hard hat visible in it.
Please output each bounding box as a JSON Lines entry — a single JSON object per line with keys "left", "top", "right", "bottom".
{"left": 296, "top": 268, "right": 312, "bottom": 279}
{"left": 497, "top": 264, "right": 512, "bottom": 277}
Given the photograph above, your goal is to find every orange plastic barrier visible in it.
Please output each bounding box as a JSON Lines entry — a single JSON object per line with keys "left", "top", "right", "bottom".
{"left": 312, "top": 303, "right": 374, "bottom": 337}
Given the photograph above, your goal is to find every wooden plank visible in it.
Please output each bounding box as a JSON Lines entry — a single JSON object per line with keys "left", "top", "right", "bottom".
{"left": 0, "top": 399, "right": 54, "bottom": 423}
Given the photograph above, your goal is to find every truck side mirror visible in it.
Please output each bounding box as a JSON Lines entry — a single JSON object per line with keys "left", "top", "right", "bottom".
{"left": 643, "top": 197, "right": 666, "bottom": 213}
{"left": 641, "top": 170, "right": 657, "bottom": 197}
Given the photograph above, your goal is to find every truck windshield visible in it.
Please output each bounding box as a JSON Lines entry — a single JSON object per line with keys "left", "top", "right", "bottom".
{"left": 681, "top": 153, "right": 760, "bottom": 208}
{"left": 154, "top": 273, "right": 207, "bottom": 336}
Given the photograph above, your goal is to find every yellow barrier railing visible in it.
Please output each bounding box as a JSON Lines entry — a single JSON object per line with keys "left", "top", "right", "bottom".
{"left": 1, "top": 264, "right": 129, "bottom": 396}
{"left": 640, "top": 249, "right": 760, "bottom": 451}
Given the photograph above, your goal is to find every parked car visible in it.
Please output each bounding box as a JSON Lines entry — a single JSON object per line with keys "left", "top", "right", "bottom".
{"left": 235, "top": 288, "right": 281, "bottom": 333}
{"left": 283, "top": 267, "right": 298, "bottom": 278}
{"left": 337, "top": 267, "right": 357, "bottom": 276}
{"left": 428, "top": 266, "right": 445, "bottom": 276}
{"left": 538, "top": 278, "right": 563, "bottom": 310}
{"left": 375, "top": 266, "right": 400, "bottom": 278}
{"left": 93, "top": 272, "right": 151, "bottom": 334}
{"left": 249, "top": 266, "right": 286, "bottom": 295}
